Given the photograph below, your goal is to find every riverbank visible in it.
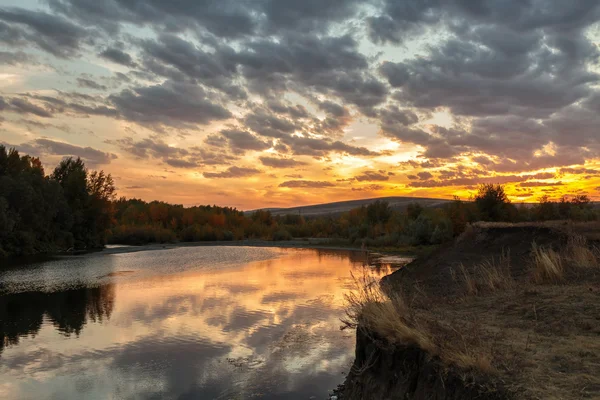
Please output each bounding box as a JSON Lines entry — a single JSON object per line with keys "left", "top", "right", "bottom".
{"left": 88, "top": 238, "right": 435, "bottom": 258}
{"left": 2, "top": 238, "right": 436, "bottom": 261}
{"left": 340, "top": 221, "right": 600, "bottom": 399}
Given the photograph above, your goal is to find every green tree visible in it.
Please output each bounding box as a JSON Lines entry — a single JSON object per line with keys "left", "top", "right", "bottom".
{"left": 474, "top": 184, "right": 512, "bottom": 221}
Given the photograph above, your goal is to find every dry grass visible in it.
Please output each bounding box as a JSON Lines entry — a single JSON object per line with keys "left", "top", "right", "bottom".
{"left": 566, "top": 234, "right": 599, "bottom": 269}
{"left": 531, "top": 242, "right": 564, "bottom": 284}
{"left": 343, "top": 273, "right": 435, "bottom": 353}
{"left": 347, "top": 224, "right": 600, "bottom": 399}
{"left": 343, "top": 272, "right": 496, "bottom": 373}
{"left": 530, "top": 234, "right": 599, "bottom": 284}
{"left": 454, "top": 263, "right": 478, "bottom": 295}
{"left": 451, "top": 250, "right": 514, "bottom": 295}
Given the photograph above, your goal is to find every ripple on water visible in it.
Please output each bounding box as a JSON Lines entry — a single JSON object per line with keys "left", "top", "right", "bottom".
{"left": 0, "top": 246, "right": 396, "bottom": 399}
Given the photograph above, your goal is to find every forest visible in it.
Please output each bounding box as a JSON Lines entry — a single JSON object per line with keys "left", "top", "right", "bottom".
{"left": 1, "top": 146, "right": 598, "bottom": 257}
{"left": 0, "top": 146, "right": 115, "bottom": 257}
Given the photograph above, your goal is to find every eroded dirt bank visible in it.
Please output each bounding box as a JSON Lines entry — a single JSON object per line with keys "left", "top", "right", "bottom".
{"left": 339, "top": 222, "right": 600, "bottom": 400}
{"left": 341, "top": 328, "right": 509, "bottom": 400}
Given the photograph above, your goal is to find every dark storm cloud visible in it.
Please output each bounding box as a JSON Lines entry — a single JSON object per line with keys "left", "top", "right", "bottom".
{"left": 234, "top": 33, "right": 388, "bottom": 110}
{"left": 367, "top": 0, "right": 442, "bottom": 44}
{"left": 559, "top": 167, "right": 600, "bottom": 176}
{"left": 370, "top": 1, "right": 600, "bottom": 168}
{"left": 352, "top": 184, "right": 385, "bottom": 192}
{"left": 6, "top": 98, "right": 53, "bottom": 118}
{"left": 417, "top": 172, "right": 434, "bottom": 180}
{"left": 235, "top": 34, "right": 369, "bottom": 79}
{"left": 280, "top": 135, "right": 379, "bottom": 158}
{"left": 76, "top": 77, "right": 107, "bottom": 91}
{"left": 382, "top": 37, "right": 595, "bottom": 119}
{"left": 164, "top": 159, "right": 198, "bottom": 168}
{"left": 108, "top": 81, "right": 232, "bottom": 128}
{"left": 409, "top": 172, "right": 557, "bottom": 188}
{"left": 110, "top": 137, "right": 236, "bottom": 167}
{"left": 318, "top": 101, "right": 347, "bottom": 118}
{"left": 259, "top": 156, "right": 307, "bottom": 168}
{"left": 47, "top": 0, "right": 257, "bottom": 38}
{"left": 242, "top": 106, "right": 375, "bottom": 156}
{"left": 203, "top": 166, "right": 261, "bottom": 179}
{"left": 5, "top": 138, "right": 117, "bottom": 165}
{"left": 369, "top": 1, "right": 600, "bottom": 45}
{"left": 354, "top": 170, "right": 389, "bottom": 182}
{"left": 519, "top": 181, "right": 564, "bottom": 188}
{"left": 262, "top": 0, "right": 363, "bottom": 33}
{"left": 139, "top": 34, "right": 246, "bottom": 99}
{"left": 99, "top": 47, "right": 136, "bottom": 67}
{"left": 16, "top": 92, "right": 119, "bottom": 118}
{"left": 110, "top": 137, "right": 187, "bottom": 160}
{"left": 267, "top": 100, "right": 309, "bottom": 119}
{"left": 219, "top": 129, "right": 272, "bottom": 154}
{"left": 35, "top": 138, "right": 117, "bottom": 165}
{"left": 0, "top": 50, "right": 36, "bottom": 65}
{"left": 0, "top": 7, "right": 89, "bottom": 57}
{"left": 279, "top": 180, "right": 335, "bottom": 188}
{"left": 2, "top": 0, "right": 598, "bottom": 180}
{"left": 47, "top": 0, "right": 365, "bottom": 40}
{"left": 244, "top": 109, "right": 300, "bottom": 139}
{"left": 376, "top": 105, "right": 430, "bottom": 145}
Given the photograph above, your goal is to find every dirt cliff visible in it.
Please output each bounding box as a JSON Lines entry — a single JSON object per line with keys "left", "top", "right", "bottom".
{"left": 341, "top": 222, "right": 600, "bottom": 400}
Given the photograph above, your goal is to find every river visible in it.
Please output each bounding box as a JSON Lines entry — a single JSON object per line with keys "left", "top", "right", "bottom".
{"left": 0, "top": 246, "right": 406, "bottom": 399}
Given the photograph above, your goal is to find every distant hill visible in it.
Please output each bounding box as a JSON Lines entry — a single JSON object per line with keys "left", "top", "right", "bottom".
{"left": 246, "top": 196, "right": 451, "bottom": 217}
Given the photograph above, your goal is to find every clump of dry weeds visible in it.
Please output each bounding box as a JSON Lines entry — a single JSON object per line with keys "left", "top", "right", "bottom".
{"left": 451, "top": 250, "right": 514, "bottom": 295}
{"left": 566, "top": 234, "right": 599, "bottom": 269}
{"left": 531, "top": 242, "right": 564, "bottom": 283}
{"left": 530, "top": 235, "right": 599, "bottom": 284}
{"left": 342, "top": 272, "right": 498, "bottom": 373}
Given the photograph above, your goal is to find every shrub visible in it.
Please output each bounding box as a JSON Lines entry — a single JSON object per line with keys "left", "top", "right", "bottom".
{"left": 272, "top": 229, "right": 292, "bottom": 241}
{"left": 407, "top": 214, "right": 434, "bottom": 245}
{"left": 475, "top": 184, "right": 513, "bottom": 222}
{"left": 109, "top": 225, "right": 176, "bottom": 245}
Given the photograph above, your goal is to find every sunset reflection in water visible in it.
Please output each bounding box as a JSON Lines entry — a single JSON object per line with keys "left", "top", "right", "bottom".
{"left": 0, "top": 247, "right": 402, "bottom": 399}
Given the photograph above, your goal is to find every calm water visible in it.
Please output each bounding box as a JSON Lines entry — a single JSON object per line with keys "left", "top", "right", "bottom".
{"left": 0, "top": 246, "right": 403, "bottom": 400}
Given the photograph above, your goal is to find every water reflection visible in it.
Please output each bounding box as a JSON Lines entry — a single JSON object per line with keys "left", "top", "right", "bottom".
{"left": 1, "top": 285, "right": 115, "bottom": 352}
{"left": 0, "top": 247, "right": 398, "bottom": 399}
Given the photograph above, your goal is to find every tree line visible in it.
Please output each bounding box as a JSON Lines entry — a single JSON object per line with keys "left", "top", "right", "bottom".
{"left": 1, "top": 146, "right": 597, "bottom": 257}
{"left": 0, "top": 146, "right": 115, "bottom": 257}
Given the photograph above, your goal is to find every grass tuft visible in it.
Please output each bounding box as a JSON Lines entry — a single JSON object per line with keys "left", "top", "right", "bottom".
{"left": 452, "top": 250, "right": 513, "bottom": 295}
{"left": 343, "top": 272, "right": 435, "bottom": 353}
{"left": 478, "top": 250, "right": 514, "bottom": 291}
{"left": 531, "top": 242, "right": 564, "bottom": 284}
{"left": 455, "top": 263, "right": 478, "bottom": 295}
{"left": 343, "top": 272, "right": 497, "bottom": 373}
{"left": 566, "top": 235, "right": 598, "bottom": 269}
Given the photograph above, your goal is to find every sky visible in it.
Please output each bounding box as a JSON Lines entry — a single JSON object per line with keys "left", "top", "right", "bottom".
{"left": 1, "top": 0, "right": 600, "bottom": 210}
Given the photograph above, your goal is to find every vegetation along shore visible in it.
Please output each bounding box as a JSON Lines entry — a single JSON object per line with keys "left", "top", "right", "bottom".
{"left": 2, "top": 145, "right": 598, "bottom": 259}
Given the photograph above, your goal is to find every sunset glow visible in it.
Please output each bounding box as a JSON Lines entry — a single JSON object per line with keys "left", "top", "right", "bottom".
{"left": 1, "top": 1, "right": 600, "bottom": 209}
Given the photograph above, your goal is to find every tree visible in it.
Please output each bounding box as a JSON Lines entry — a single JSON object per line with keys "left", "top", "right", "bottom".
{"left": 534, "top": 195, "right": 558, "bottom": 221}
{"left": 474, "top": 184, "right": 512, "bottom": 221}
{"left": 366, "top": 201, "right": 391, "bottom": 224}
{"left": 50, "top": 157, "right": 115, "bottom": 248}
{"left": 87, "top": 170, "right": 116, "bottom": 244}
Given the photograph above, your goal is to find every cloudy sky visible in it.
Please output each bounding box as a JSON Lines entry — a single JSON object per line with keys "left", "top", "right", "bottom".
{"left": 1, "top": 0, "right": 600, "bottom": 209}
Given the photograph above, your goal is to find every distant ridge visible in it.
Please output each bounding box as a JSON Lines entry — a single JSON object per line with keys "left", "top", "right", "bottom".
{"left": 246, "top": 196, "right": 451, "bottom": 217}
